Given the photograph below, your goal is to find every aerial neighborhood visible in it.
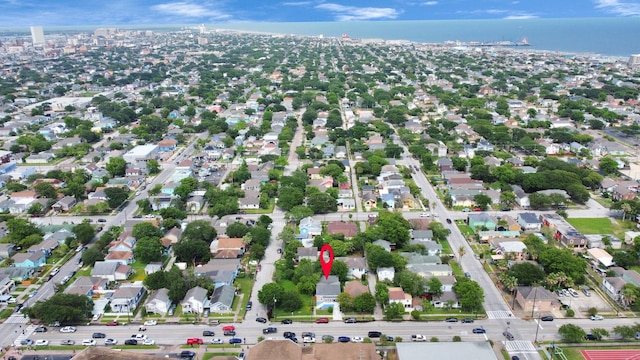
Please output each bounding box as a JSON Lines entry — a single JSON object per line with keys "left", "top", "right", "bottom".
{"left": 0, "top": 25, "right": 639, "bottom": 360}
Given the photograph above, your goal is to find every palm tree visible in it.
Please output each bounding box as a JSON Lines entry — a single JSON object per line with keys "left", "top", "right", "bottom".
{"left": 458, "top": 246, "right": 466, "bottom": 259}
{"left": 621, "top": 284, "right": 638, "bottom": 308}
{"left": 621, "top": 203, "right": 632, "bottom": 221}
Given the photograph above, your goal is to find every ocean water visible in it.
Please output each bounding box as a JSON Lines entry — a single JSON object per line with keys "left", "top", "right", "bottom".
{"left": 211, "top": 18, "right": 640, "bottom": 57}
{"left": 1, "top": 18, "right": 639, "bottom": 57}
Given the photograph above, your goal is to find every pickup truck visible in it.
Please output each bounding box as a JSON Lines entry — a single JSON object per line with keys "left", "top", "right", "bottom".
{"left": 411, "top": 334, "right": 427, "bottom": 342}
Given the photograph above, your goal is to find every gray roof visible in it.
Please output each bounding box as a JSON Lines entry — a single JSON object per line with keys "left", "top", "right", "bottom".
{"left": 396, "top": 341, "right": 498, "bottom": 360}
{"left": 147, "top": 288, "right": 170, "bottom": 303}
{"left": 316, "top": 275, "right": 340, "bottom": 296}
{"left": 518, "top": 212, "right": 541, "bottom": 224}
{"left": 183, "top": 286, "right": 208, "bottom": 302}
{"left": 412, "top": 230, "right": 433, "bottom": 240}
{"left": 210, "top": 284, "right": 235, "bottom": 307}
{"left": 91, "top": 261, "right": 118, "bottom": 276}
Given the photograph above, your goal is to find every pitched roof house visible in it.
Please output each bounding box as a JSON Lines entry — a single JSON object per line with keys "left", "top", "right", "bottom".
{"left": 209, "top": 284, "right": 235, "bottom": 313}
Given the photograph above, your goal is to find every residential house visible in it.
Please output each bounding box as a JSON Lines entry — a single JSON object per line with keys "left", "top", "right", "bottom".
{"left": 12, "top": 252, "right": 46, "bottom": 268}
{"left": 296, "top": 247, "right": 318, "bottom": 262}
{"left": 181, "top": 286, "right": 209, "bottom": 314}
{"left": 91, "top": 261, "right": 132, "bottom": 282}
{"left": 377, "top": 267, "right": 395, "bottom": 282}
{"left": 431, "top": 291, "right": 460, "bottom": 309}
{"left": 515, "top": 286, "right": 559, "bottom": 312}
{"left": 110, "top": 284, "right": 146, "bottom": 313}
{"left": 326, "top": 221, "right": 358, "bottom": 238}
{"left": 511, "top": 185, "right": 530, "bottom": 208}
{"left": 337, "top": 198, "right": 356, "bottom": 211}
{"left": 539, "top": 213, "right": 588, "bottom": 250}
{"left": 144, "top": 263, "right": 163, "bottom": 275}
{"left": 467, "top": 213, "right": 497, "bottom": 233}
{"left": 316, "top": 275, "right": 340, "bottom": 309}
{"left": 336, "top": 257, "right": 367, "bottom": 279}
{"left": 586, "top": 248, "right": 614, "bottom": 268}
{"left": 27, "top": 238, "right": 59, "bottom": 257}
{"left": 517, "top": 213, "right": 542, "bottom": 231}
{"left": 215, "top": 237, "right": 246, "bottom": 258}
{"left": 362, "top": 193, "right": 377, "bottom": 209}
{"left": 603, "top": 276, "right": 626, "bottom": 301}
{"left": 298, "top": 216, "right": 321, "bottom": 240}
{"left": 343, "top": 281, "right": 369, "bottom": 298}
{"left": 498, "top": 215, "right": 522, "bottom": 232}
{"left": 388, "top": 287, "right": 413, "bottom": 311}
{"left": 0, "top": 275, "right": 15, "bottom": 296}
{"left": 209, "top": 284, "right": 235, "bottom": 313}
{"left": 372, "top": 240, "right": 392, "bottom": 252}
{"left": 238, "top": 191, "right": 260, "bottom": 209}
{"left": 491, "top": 239, "right": 528, "bottom": 261}
{"left": 0, "top": 243, "right": 16, "bottom": 259}
{"left": 64, "top": 276, "right": 109, "bottom": 298}
{"left": 145, "top": 288, "right": 171, "bottom": 315}
{"left": 157, "top": 139, "right": 178, "bottom": 152}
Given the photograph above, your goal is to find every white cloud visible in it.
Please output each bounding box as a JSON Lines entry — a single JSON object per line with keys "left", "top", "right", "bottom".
{"left": 422, "top": 1, "right": 438, "bottom": 5}
{"left": 594, "top": 0, "right": 640, "bottom": 16}
{"left": 152, "top": 1, "right": 231, "bottom": 19}
{"left": 316, "top": 3, "right": 401, "bottom": 21}
{"left": 504, "top": 14, "right": 538, "bottom": 19}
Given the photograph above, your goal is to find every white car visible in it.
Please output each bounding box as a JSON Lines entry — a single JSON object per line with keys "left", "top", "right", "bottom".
{"left": 35, "top": 340, "right": 49, "bottom": 346}
{"left": 142, "top": 338, "right": 155, "bottom": 345}
{"left": 143, "top": 320, "right": 157, "bottom": 326}
{"left": 351, "top": 336, "right": 363, "bottom": 343}
{"left": 303, "top": 336, "right": 315, "bottom": 343}
{"left": 105, "top": 339, "right": 118, "bottom": 345}
{"left": 591, "top": 315, "right": 604, "bottom": 321}
{"left": 132, "top": 334, "right": 147, "bottom": 340}
{"left": 211, "top": 338, "right": 224, "bottom": 344}
{"left": 82, "top": 339, "right": 97, "bottom": 346}
{"left": 419, "top": 213, "right": 430, "bottom": 218}
{"left": 92, "top": 313, "right": 101, "bottom": 321}
{"left": 60, "top": 326, "right": 77, "bottom": 333}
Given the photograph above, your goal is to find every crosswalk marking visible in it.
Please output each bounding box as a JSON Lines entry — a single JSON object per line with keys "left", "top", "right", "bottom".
{"left": 487, "top": 310, "right": 514, "bottom": 319}
{"left": 504, "top": 340, "right": 537, "bottom": 352}
{"left": 5, "top": 314, "right": 30, "bottom": 324}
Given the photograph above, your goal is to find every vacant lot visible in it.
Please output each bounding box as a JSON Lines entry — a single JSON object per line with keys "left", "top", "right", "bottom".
{"left": 566, "top": 218, "right": 615, "bottom": 235}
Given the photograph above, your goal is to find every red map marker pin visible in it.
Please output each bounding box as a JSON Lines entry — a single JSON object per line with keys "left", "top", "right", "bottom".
{"left": 319, "top": 244, "right": 334, "bottom": 280}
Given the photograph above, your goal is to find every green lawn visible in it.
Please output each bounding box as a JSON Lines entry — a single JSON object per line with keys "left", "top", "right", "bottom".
{"left": 277, "top": 280, "right": 313, "bottom": 316}
{"left": 439, "top": 240, "right": 452, "bottom": 254}
{"left": 203, "top": 352, "right": 241, "bottom": 359}
{"left": 234, "top": 276, "right": 255, "bottom": 318}
{"left": 566, "top": 218, "right": 615, "bottom": 235}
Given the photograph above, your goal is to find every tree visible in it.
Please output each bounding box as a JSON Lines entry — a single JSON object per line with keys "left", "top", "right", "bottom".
{"left": 279, "top": 289, "right": 303, "bottom": 312}
{"left": 613, "top": 325, "right": 637, "bottom": 340}
{"left": 613, "top": 251, "right": 638, "bottom": 269}
{"left": 427, "top": 277, "right": 443, "bottom": 297}
{"left": 375, "top": 283, "right": 389, "bottom": 305}
{"left": 307, "top": 191, "right": 337, "bottom": 214}
{"left": 366, "top": 244, "right": 394, "bottom": 271}
{"left": 136, "top": 199, "right": 152, "bottom": 214}
{"left": 132, "top": 222, "right": 163, "bottom": 240}
{"left": 105, "top": 157, "right": 127, "bottom": 177}
{"left": 285, "top": 206, "right": 314, "bottom": 223}
{"left": 258, "top": 283, "right": 285, "bottom": 306}
{"left": 473, "top": 194, "right": 492, "bottom": 210}
{"left": 591, "top": 328, "right": 609, "bottom": 340}
{"left": 182, "top": 220, "right": 217, "bottom": 244}
{"left": 507, "top": 262, "right": 546, "bottom": 286}
{"left": 353, "top": 293, "right": 376, "bottom": 313}
{"left": 134, "top": 236, "right": 163, "bottom": 263}
{"left": 147, "top": 159, "right": 161, "bottom": 175}
{"left": 277, "top": 186, "right": 304, "bottom": 210}
{"left": 452, "top": 278, "right": 484, "bottom": 311}
{"left": 34, "top": 182, "right": 57, "bottom": 199}
{"left": 395, "top": 270, "right": 427, "bottom": 297}
{"left": 159, "top": 207, "right": 187, "bottom": 220}
{"left": 383, "top": 302, "right": 405, "bottom": 320}
{"left": 226, "top": 222, "right": 249, "bottom": 238}
{"left": 250, "top": 243, "right": 265, "bottom": 260}
{"left": 538, "top": 247, "right": 587, "bottom": 284}
{"left": 257, "top": 215, "right": 273, "bottom": 228}
{"left": 249, "top": 226, "right": 271, "bottom": 247}
{"left": 104, "top": 187, "right": 129, "bottom": 209}
{"left": 330, "top": 260, "right": 349, "bottom": 283}
{"left": 24, "top": 293, "right": 93, "bottom": 325}
{"left": 337, "top": 292, "right": 354, "bottom": 312}
{"left": 173, "top": 240, "right": 211, "bottom": 264}
{"left": 144, "top": 271, "right": 168, "bottom": 290}
{"left": 599, "top": 157, "right": 619, "bottom": 176}
{"left": 81, "top": 246, "right": 104, "bottom": 266}
{"left": 558, "top": 323, "right": 586, "bottom": 343}
{"left": 72, "top": 222, "right": 96, "bottom": 245}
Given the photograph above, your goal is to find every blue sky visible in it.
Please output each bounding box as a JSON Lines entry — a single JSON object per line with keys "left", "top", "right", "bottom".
{"left": 1, "top": 0, "right": 639, "bottom": 27}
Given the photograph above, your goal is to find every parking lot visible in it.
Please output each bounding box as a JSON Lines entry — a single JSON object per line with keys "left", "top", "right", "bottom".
{"left": 556, "top": 288, "right": 613, "bottom": 317}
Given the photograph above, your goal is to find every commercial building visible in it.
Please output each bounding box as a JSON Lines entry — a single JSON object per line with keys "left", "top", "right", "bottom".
{"left": 396, "top": 342, "right": 499, "bottom": 360}
{"left": 30, "top": 26, "right": 45, "bottom": 44}
{"left": 122, "top": 144, "right": 159, "bottom": 164}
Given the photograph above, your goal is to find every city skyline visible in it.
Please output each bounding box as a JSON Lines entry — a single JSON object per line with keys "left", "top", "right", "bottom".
{"left": 0, "top": 0, "right": 638, "bottom": 27}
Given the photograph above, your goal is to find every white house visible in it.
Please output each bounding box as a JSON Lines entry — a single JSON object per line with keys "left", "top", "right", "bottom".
{"left": 377, "top": 267, "right": 395, "bottom": 282}
{"left": 209, "top": 284, "right": 235, "bottom": 313}
{"left": 388, "top": 287, "right": 413, "bottom": 312}
{"left": 337, "top": 257, "right": 367, "bottom": 279}
{"left": 181, "top": 286, "right": 208, "bottom": 314}
{"left": 145, "top": 288, "right": 171, "bottom": 315}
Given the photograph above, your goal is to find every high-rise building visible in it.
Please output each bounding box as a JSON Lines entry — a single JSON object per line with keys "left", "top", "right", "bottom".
{"left": 629, "top": 54, "right": 640, "bottom": 68}
{"left": 30, "top": 26, "right": 45, "bottom": 44}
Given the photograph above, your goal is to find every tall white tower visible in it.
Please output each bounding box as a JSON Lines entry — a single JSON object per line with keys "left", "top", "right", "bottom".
{"left": 30, "top": 26, "right": 45, "bottom": 44}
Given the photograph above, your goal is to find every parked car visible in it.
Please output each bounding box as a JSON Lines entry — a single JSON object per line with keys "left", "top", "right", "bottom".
{"left": 246, "top": 301, "right": 252, "bottom": 310}
{"left": 98, "top": 218, "right": 107, "bottom": 223}
{"left": 34, "top": 326, "right": 47, "bottom": 333}
{"left": 591, "top": 315, "right": 604, "bottom": 321}
{"left": 461, "top": 318, "right": 474, "bottom": 323}
{"left": 20, "top": 339, "right": 33, "bottom": 346}
{"left": 92, "top": 332, "right": 106, "bottom": 339}
{"left": 186, "top": 338, "right": 203, "bottom": 345}
{"left": 35, "top": 340, "right": 49, "bottom": 346}
{"left": 222, "top": 325, "right": 235, "bottom": 331}
{"left": 585, "top": 334, "right": 598, "bottom": 341}
{"left": 256, "top": 317, "right": 267, "bottom": 323}
{"left": 104, "top": 339, "right": 118, "bottom": 346}
{"left": 131, "top": 334, "right": 147, "bottom": 340}
{"left": 211, "top": 338, "right": 224, "bottom": 344}
{"left": 368, "top": 331, "right": 382, "bottom": 338}
{"left": 60, "top": 339, "right": 75, "bottom": 345}
{"left": 303, "top": 336, "right": 315, "bottom": 343}
{"left": 283, "top": 332, "right": 296, "bottom": 339}
{"left": 229, "top": 338, "right": 242, "bottom": 344}
{"left": 583, "top": 288, "right": 592, "bottom": 297}
{"left": 202, "top": 330, "right": 215, "bottom": 336}
{"left": 143, "top": 320, "right": 157, "bottom": 326}
{"left": 142, "top": 338, "right": 155, "bottom": 345}
{"left": 106, "top": 321, "right": 119, "bottom": 326}
{"left": 124, "top": 339, "right": 138, "bottom": 346}
{"left": 224, "top": 330, "right": 236, "bottom": 336}
{"left": 82, "top": 339, "right": 96, "bottom": 346}
{"left": 180, "top": 351, "right": 196, "bottom": 359}
{"left": 472, "top": 328, "right": 486, "bottom": 334}
{"left": 281, "top": 319, "right": 293, "bottom": 324}
{"left": 445, "top": 317, "right": 458, "bottom": 323}
{"left": 344, "top": 317, "right": 357, "bottom": 323}
{"left": 337, "top": 336, "right": 351, "bottom": 343}
{"left": 315, "top": 317, "right": 329, "bottom": 323}
{"left": 540, "top": 316, "right": 554, "bottom": 322}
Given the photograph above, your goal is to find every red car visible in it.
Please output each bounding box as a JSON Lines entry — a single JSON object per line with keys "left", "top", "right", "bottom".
{"left": 222, "top": 325, "right": 235, "bottom": 331}
{"left": 186, "top": 338, "right": 203, "bottom": 345}
{"left": 106, "top": 321, "right": 119, "bottom": 326}
{"left": 315, "top": 317, "right": 329, "bottom": 324}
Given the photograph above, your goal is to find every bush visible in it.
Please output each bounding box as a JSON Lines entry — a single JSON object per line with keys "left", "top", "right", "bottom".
{"left": 394, "top": 336, "right": 403, "bottom": 343}
{"left": 411, "top": 310, "right": 421, "bottom": 320}
{"left": 566, "top": 308, "right": 575, "bottom": 317}
{"left": 430, "top": 337, "right": 439, "bottom": 342}
{"left": 452, "top": 336, "right": 461, "bottom": 342}
{"left": 363, "top": 337, "right": 372, "bottom": 343}
{"left": 257, "top": 336, "right": 265, "bottom": 342}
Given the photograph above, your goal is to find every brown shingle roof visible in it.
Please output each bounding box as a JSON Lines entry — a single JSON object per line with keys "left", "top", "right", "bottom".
{"left": 246, "top": 340, "right": 379, "bottom": 360}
